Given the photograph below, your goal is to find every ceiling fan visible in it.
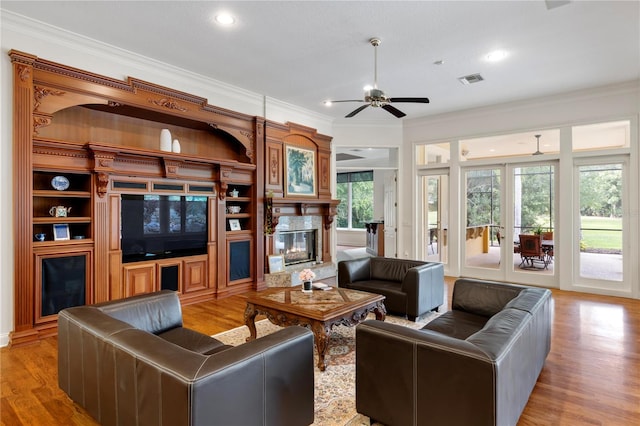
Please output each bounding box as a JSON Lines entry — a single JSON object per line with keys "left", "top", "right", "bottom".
{"left": 325, "top": 38, "right": 430, "bottom": 118}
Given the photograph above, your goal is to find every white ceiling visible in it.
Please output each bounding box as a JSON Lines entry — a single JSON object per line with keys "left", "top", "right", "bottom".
{"left": 2, "top": 1, "right": 639, "bottom": 121}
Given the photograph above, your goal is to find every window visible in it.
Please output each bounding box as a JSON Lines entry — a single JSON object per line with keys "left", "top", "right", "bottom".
{"left": 577, "top": 162, "right": 624, "bottom": 282}
{"left": 337, "top": 171, "right": 374, "bottom": 229}
{"left": 572, "top": 121, "right": 630, "bottom": 152}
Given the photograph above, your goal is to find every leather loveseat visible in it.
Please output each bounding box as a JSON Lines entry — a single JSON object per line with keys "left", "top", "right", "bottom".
{"left": 338, "top": 257, "right": 444, "bottom": 320}
{"left": 355, "top": 278, "right": 552, "bottom": 426}
{"left": 58, "top": 290, "right": 314, "bottom": 426}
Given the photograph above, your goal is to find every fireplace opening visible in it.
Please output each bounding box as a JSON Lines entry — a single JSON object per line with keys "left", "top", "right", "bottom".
{"left": 277, "top": 230, "right": 317, "bottom": 266}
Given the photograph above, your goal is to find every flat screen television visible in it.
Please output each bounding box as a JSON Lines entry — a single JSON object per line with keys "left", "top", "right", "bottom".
{"left": 121, "top": 194, "right": 208, "bottom": 263}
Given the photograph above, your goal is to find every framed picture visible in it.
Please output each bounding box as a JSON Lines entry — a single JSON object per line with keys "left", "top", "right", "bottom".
{"left": 53, "top": 224, "right": 70, "bottom": 241}
{"left": 268, "top": 254, "right": 286, "bottom": 273}
{"left": 285, "top": 145, "right": 316, "bottom": 197}
{"left": 228, "top": 219, "right": 241, "bottom": 231}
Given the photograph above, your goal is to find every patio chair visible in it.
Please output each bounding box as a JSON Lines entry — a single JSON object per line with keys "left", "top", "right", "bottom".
{"left": 519, "top": 234, "right": 549, "bottom": 269}
{"left": 541, "top": 231, "right": 554, "bottom": 261}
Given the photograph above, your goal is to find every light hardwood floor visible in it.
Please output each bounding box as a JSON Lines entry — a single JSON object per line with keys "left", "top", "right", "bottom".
{"left": 1, "top": 277, "right": 639, "bottom": 425}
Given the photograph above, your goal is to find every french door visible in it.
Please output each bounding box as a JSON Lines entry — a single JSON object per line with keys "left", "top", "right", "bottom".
{"left": 418, "top": 171, "right": 448, "bottom": 264}
{"left": 461, "top": 162, "right": 557, "bottom": 285}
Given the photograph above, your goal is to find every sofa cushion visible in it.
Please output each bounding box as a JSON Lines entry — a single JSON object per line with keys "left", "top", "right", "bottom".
{"left": 158, "top": 327, "right": 231, "bottom": 355}
{"left": 346, "top": 279, "right": 403, "bottom": 294}
{"left": 370, "top": 257, "right": 425, "bottom": 282}
{"left": 466, "top": 308, "right": 530, "bottom": 360}
{"left": 421, "top": 310, "right": 488, "bottom": 340}
{"left": 504, "top": 288, "right": 549, "bottom": 314}
{"left": 452, "top": 279, "right": 524, "bottom": 317}
{"left": 96, "top": 290, "right": 183, "bottom": 334}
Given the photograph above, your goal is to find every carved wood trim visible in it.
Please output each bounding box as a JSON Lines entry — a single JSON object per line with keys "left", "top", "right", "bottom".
{"left": 96, "top": 172, "right": 109, "bottom": 198}
{"left": 33, "top": 113, "right": 51, "bottom": 135}
{"left": 163, "top": 159, "right": 183, "bottom": 178}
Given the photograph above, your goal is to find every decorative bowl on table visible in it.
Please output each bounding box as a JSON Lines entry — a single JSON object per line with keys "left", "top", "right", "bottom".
{"left": 227, "top": 206, "right": 241, "bottom": 214}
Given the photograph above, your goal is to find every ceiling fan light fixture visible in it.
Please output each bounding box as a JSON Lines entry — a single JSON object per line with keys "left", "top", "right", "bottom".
{"left": 532, "top": 134, "right": 544, "bottom": 155}
{"left": 325, "top": 37, "right": 430, "bottom": 118}
{"left": 323, "top": 100, "right": 332, "bottom": 106}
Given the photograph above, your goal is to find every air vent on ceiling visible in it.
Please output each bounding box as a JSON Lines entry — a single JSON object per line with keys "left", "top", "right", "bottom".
{"left": 336, "top": 153, "right": 364, "bottom": 161}
{"left": 458, "top": 73, "right": 484, "bottom": 85}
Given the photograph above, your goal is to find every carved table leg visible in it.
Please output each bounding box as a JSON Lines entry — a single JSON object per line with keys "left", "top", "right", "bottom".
{"left": 244, "top": 303, "right": 258, "bottom": 342}
{"left": 311, "top": 321, "right": 330, "bottom": 371}
{"left": 374, "top": 301, "right": 387, "bottom": 321}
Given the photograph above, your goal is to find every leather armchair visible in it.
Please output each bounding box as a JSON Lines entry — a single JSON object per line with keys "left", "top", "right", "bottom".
{"left": 338, "top": 257, "right": 444, "bottom": 320}
{"left": 58, "top": 291, "right": 314, "bottom": 426}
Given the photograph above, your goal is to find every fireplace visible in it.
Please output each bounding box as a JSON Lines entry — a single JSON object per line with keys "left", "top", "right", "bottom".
{"left": 277, "top": 230, "right": 317, "bottom": 265}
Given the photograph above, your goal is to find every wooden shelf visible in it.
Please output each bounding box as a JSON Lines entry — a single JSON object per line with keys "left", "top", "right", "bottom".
{"left": 33, "top": 239, "right": 93, "bottom": 247}
{"left": 33, "top": 190, "right": 91, "bottom": 198}
{"left": 33, "top": 217, "right": 92, "bottom": 224}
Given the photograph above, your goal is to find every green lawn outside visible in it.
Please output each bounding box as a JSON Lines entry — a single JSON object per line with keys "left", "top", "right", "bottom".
{"left": 580, "top": 216, "right": 622, "bottom": 251}
{"left": 428, "top": 213, "right": 621, "bottom": 250}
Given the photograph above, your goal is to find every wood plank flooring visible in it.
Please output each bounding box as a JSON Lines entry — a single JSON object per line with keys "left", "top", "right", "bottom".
{"left": 2, "top": 277, "right": 639, "bottom": 425}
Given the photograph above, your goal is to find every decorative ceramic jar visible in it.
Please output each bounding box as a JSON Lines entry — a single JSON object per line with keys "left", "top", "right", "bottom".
{"left": 49, "top": 206, "right": 72, "bottom": 217}
{"left": 172, "top": 139, "right": 181, "bottom": 153}
{"left": 160, "top": 129, "right": 172, "bottom": 152}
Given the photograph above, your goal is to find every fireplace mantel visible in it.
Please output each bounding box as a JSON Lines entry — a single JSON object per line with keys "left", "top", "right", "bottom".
{"left": 268, "top": 198, "right": 340, "bottom": 230}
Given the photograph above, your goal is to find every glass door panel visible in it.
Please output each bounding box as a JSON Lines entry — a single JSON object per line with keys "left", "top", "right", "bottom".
{"left": 419, "top": 173, "right": 448, "bottom": 264}
{"left": 463, "top": 168, "right": 502, "bottom": 271}
{"left": 511, "top": 164, "right": 555, "bottom": 275}
{"left": 577, "top": 163, "right": 624, "bottom": 282}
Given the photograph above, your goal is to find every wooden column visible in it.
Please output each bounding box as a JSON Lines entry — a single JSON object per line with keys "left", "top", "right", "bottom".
{"left": 10, "top": 51, "right": 37, "bottom": 344}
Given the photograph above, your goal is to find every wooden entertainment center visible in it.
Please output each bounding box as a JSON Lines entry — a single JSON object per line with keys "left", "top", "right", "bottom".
{"left": 10, "top": 50, "right": 337, "bottom": 346}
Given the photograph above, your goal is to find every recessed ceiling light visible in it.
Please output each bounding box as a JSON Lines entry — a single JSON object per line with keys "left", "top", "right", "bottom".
{"left": 214, "top": 13, "right": 236, "bottom": 26}
{"left": 486, "top": 50, "right": 508, "bottom": 62}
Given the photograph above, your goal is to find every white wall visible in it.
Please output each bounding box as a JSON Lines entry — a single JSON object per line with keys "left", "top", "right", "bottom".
{"left": 0, "top": 12, "right": 333, "bottom": 346}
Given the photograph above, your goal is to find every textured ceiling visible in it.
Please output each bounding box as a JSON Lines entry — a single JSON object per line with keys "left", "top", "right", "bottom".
{"left": 2, "top": 1, "right": 639, "bottom": 121}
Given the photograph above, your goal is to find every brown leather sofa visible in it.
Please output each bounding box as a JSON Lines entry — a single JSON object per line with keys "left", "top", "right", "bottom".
{"left": 338, "top": 257, "right": 444, "bottom": 320}
{"left": 58, "top": 290, "right": 314, "bottom": 426}
{"left": 355, "top": 278, "right": 552, "bottom": 426}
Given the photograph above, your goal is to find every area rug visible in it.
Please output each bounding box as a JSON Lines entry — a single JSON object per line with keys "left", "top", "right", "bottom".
{"left": 213, "top": 312, "right": 439, "bottom": 426}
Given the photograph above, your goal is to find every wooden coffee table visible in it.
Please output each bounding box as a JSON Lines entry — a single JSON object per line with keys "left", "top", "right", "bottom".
{"left": 244, "top": 285, "right": 386, "bottom": 371}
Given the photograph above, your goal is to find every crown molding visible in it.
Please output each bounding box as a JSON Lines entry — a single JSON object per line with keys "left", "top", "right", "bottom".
{"left": 404, "top": 80, "right": 640, "bottom": 129}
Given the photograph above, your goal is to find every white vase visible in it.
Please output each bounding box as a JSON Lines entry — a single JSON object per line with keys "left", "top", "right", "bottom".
{"left": 172, "top": 139, "right": 181, "bottom": 153}
{"left": 160, "top": 129, "right": 172, "bottom": 152}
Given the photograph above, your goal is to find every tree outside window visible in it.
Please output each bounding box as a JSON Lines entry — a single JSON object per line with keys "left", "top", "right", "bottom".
{"left": 337, "top": 171, "right": 374, "bottom": 229}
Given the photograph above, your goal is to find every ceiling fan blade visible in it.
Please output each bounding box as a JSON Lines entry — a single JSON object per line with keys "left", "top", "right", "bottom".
{"left": 388, "top": 97, "right": 430, "bottom": 104}
{"left": 345, "top": 104, "right": 370, "bottom": 118}
{"left": 382, "top": 104, "right": 406, "bottom": 118}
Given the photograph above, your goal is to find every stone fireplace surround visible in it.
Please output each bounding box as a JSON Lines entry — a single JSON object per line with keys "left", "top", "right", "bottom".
{"left": 265, "top": 215, "right": 335, "bottom": 287}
